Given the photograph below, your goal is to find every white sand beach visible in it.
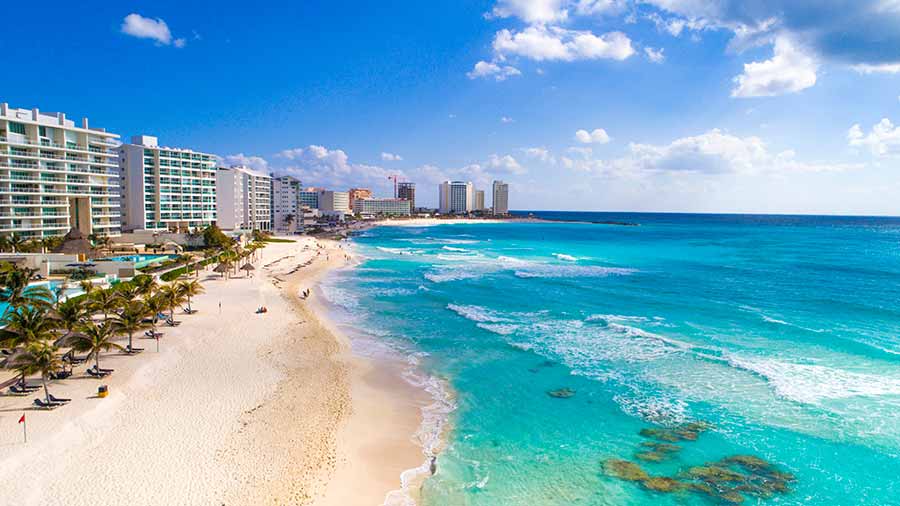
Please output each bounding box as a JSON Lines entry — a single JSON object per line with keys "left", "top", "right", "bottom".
{"left": 0, "top": 237, "right": 432, "bottom": 505}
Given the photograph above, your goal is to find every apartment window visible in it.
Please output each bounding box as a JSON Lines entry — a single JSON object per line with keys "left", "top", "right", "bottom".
{"left": 39, "top": 126, "right": 47, "bottom": 137}
{"left": 9, "top": 122, "right": 26, "bottom": 135}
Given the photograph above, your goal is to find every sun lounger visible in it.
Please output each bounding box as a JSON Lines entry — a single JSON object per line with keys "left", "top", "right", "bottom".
{"left": 9, "top": 384, "right": 30, "bottom": 395}
{"left": 144, "top": 330, "right": 163, "bottom": 338}
{"left": 33, "top": 398, "right": 63, "bottom": 409}
{"left": 86, "top": 368, "right": 111, "bottom": 378}
{"left": 165, "top": 319, "right": 182, "bottom": 326}
{"left": 48, "top": 394, "right": 71, "bottom": 403}
{"left": 50, "top": 370, "right": 72, "bottom": 380}
{"left": 182, "top": 307, "right": 198, "bottom": 314}
{"left": 125, "top": 345, "right": 145, "bottom": 354}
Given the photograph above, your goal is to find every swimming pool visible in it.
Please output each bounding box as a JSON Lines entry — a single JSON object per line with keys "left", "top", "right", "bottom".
{"left": 99, "top": 254, "right": 173, "bottom": 269}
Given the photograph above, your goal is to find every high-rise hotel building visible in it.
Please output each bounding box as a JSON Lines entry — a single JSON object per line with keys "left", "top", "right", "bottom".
{"left": 492, "top": 180, "right": 509, "bottom": 215}
{"left": 397, "top": 182, "right": 415, "bottom": 210}
{"left": 118, "top": 135, "right": 217, "bottom": 232}
{"left": 215, "top": 165, "right": 271, "bottom": 231}
{"left": 271, "top": 175, "right": 301, "bottom": 233}
{"left": 438, "top": 181, "right": 473, "bottom": 214}
{"left": 0, "top": 103, "right": 122, "bottom": 239}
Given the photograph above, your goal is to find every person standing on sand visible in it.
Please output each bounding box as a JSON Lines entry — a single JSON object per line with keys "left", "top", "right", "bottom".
{"left": 219, "top": 301, "right": 222, "bottom": 314}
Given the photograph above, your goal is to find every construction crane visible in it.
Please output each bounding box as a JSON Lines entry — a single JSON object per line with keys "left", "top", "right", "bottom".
{"left": 388, "top": 175, "right": 400, "bottom": 198}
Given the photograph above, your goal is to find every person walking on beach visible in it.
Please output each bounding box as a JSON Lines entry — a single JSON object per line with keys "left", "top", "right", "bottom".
{"left": 219, "top": 301, "right": 222, "bottom": 314}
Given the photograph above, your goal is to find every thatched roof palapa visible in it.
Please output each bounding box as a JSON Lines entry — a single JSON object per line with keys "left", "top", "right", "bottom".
{"left": 52, "top": 228, "right": 95, "bottom": 257}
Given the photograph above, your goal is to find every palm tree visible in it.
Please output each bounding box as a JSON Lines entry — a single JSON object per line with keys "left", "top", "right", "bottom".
{"left": 60, "top": 320, "right": 123, "bottom": 373}
{"left": 131, "top": 274, "right": 158, "bottom": 299}
{"left": 7, "top": 233, "right": 25, "bottom": 253}
{"left": 158, "top": 284, "right": 184, "bottom": 322}
{"left": 55, "top": 298, "right": 90, "bottom": 339}
{"left": 79, "top": 279, "right": 97, "bottom": 298}
{"left": 144, "top": 295, "right": 167, "bottom": 350}
{"left": 176, "top": 280, "right": 204, "bottom": 312}
{"left": 113, "top": 283, "right": 142, "bottom": 305}
{"left": 0, "top": 306, "right": 59, "bottom": 350}
{"left": 113, "top": 301, "right": 146, "bottom": 351}
{"left": 90, "top": 289, "right": 121, "bottom": 321}
{"left": 0, "top": 265, "right": 52, "bottom": 320}
{"left": 1, "top": 341, "right": 63, "bottom": 405}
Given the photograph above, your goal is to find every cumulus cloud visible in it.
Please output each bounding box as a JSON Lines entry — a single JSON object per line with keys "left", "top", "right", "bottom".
{"left": 487, "top": 154, "right": 526, "bottom": 174}
{"left": 275, "top": 145, "right": 400, "bottom": 194}
{"left": 467, "top": 60, "right": 523, "bottom": 81}
{"left": 618, "top": 129, "right": 858, "bottom": 174}
{"left": 501, "top": 116, "right": 515, "bottom": 123}
{"left": 642, "top": 0, "right": 900, "bottom": 69}
{"left": 121, "top": 13, "right": 185, "bottom": 47}
{"left": 524, "top": 147, "right": 555, "bottom": 163}
{"left": 575, "top": 128, "right": 611, "bottom": 144}
{"left": 490, "top": 0, "right": 569, "bottom": 24}
{"left": 493, "top": 26, "right": 634, "bottom": 62}
{"left": 731, "top": 37, "right": 817, "bottom": 98}
{"left": 221, "top": 153, "right": 269, "bottom": 171}
{"left": 381, "top": 152, "right": 403, "bottom": 161}
{"left": 848, "top": 119, "right": 900, "bottom": 156}
{"left": 644, "top": 46, "right": 665, "bottom": 63}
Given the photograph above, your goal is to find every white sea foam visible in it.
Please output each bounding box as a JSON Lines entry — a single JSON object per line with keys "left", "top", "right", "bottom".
{"left": 613, "top": 394, "right": 690, "bottom": 425}
{"left": 514, "top": 265, "right": 636, "bottom": 279}
{"left": 318, "top": 283, "right": 359, "bottom": 310}
{"left": 477, "top": 323, "right": 520, "bottom": 335}
{"left": 423, "top": 268, "right": 483, "bottom": 283}
{"left": 726, "top": 355, "right": 900, "bottom": 404}
{"left": 553, "top": 253, "right": 579, "bottom": 261}
{"left": 442, "top": 246, "right": 470, "bottom": 252}
{"left": 447, "top": 303, "right": 509, "bottom": 323}
{"left": 376, "top": 246, "right": 423, "bottom": 256}
{"left": 586, "top": 314, "right": 651, "bottom": 324}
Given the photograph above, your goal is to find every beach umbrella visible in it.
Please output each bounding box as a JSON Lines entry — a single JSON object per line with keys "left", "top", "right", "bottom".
{"left": 52, "top": 228, "right": 95, "bottom": 257}
{"left": 240, "top": 263, "right": 255, "bottom": 278}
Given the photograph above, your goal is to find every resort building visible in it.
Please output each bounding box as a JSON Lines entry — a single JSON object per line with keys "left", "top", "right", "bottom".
{"left": 438, "top": 181, "right": 473, "bottom": 214}
{"left": 299, "top": 188, "right": 321, "bottom": 209}
{"left": 318, "top": 190, "right": 350, "bottom": 215}
{"left": 0, "top": 103, "right": 122, "bottom": 239}
{"left": 348, "top": 188, "right": 372, "bottom": 210}
{"left": 474, "top": 189, "right": 485, "bottom": 212}
{"left": 271, "top": 175, "right": 301, "bottom": 233}
{"left": 119, "top": 135, "right": 217, "bottom": 232}
{"left": 397, "top": 182, "right": 415, "bottom": 210}
{"left": 492, "top": 180, "right": 509, "bottom": 215}
{"left": 352, "top": 198, "right": 411, "bottom": 216}
{"left": 215, "top": 166, "right": 271, "bottom": 231}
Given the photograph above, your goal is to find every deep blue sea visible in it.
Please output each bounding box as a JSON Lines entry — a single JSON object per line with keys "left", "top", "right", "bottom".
{"left": 320, "top": 212, "right": 900, "bottom": 505}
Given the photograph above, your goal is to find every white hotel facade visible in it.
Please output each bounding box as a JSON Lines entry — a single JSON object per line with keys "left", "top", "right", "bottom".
{"left": 118, "top": 135, "right": 217, "bottom": 232}
{"left": 0, "top": 103, "right": 122, "bottom": 239}
{"left": 215, "top": 165, "right": 271, "bottom": 231}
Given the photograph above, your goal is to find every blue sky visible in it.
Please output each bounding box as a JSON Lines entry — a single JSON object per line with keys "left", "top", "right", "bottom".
{"left": 4, "top": 1, "right": 900, "bottom": 214}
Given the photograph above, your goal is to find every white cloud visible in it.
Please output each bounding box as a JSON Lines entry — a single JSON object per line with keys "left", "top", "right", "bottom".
{"left": 121, "top": 13, "right": 184, "bottom": 47}
{"left": 493, "top": 26, "right": 634, "bottom": 62}
{"left": 644, "top": 46, "right": 665, "bottom": 63}
{"left": 620, "top": 129, "right": 857, "bottom": 174}
{"left": 852, "top": 63, "right": 900, "bottom": 74}
{"left": 467, "top": 60, "right": 522, "bottom": 81}
{"left": 731, "top": 37, "right": 818, "bottom": 98}
{"left": 222, "top": 153, "right": 269, "bottom": 171}
{"left": 847, "top": 119, "right": 900, "bottom": 156}
{"left": 381, "top": 152, "right": 403, "bottom": 161}
{"left": 501, "top": 116, "right": 515, "bottom": 123}
{"left": 490, "top": 0, "right": 569, "bottom": 24}
{"left": 487, "top": 154, "right": 526, "bottom": 174}
{"left": 524, "top": 147, "right": 555, "bottom": 163}
{"left": 275, "top": 145, "right": 400, "bottom": 194}
{"left": 575, "top": 128, "right": 611, "bottom": 144}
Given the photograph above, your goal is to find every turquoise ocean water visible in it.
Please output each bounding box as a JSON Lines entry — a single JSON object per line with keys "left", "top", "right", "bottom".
{"left": 320, "top": 213, "right": 900, "bottom": 505}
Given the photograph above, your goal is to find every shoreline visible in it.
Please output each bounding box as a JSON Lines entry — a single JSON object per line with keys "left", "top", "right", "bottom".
{"left": 0, "top": 236, "right": 443, "bottom": 506}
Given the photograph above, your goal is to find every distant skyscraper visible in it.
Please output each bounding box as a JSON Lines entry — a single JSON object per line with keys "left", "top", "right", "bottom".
{"left": 215, "top": 166, "right": 271, "bottom": 231}
{"left": 299, "top": 188, "right": 321, "bottom": 209}
{"left": 318, "top": 190, "right": 350, "bottom": 215}
{"left": 492, "top": 180, "right": 509, "bottom": 215}
{"left": 398, "top": 182, "right": 415, "bottom": 210}
{"left": 439, "top": 181, "right": 473, "bottom": 214}
{"left": 474, "top": 189, "right": 485, "bottom": 211}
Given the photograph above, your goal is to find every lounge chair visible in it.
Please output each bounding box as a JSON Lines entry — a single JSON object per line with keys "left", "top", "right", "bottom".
{"left": 48, "top": 394, "right": 72, "bottom": 403}
{"left": 144, "top": 330, "right": 163, "bottom": 338}
{"left": 9, "top": 384, "right": 30, "bottom": 395}
{"left": 50, "top": 370, "right": 72, "bottom": 380}
{"left": 33, "top": 398, "right": 62, "bottom": 409}
{"left": 165, "top": 318, "right": 182, "bottom": 326}
{"left": 182, "top": 306, "right": 198, "bottom": 314}
{"left": 125, "top": 345, "right": 145, "bottom": 354}
{"left": 86, "top": 368, "right": 111, "bottom": 378}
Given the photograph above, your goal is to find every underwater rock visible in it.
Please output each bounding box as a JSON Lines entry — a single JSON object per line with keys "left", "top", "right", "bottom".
{"left": 641, "top": 477, "right": 686, "bottom": 493}
{"left": 639, "top": 428, "right": 681, "bottom": 442}
{"left": 547, "top": 388, "right": 576, "bottom": 398}
{"left": 635, "top": 451, "right": 667, "bottom": 462}
{"left": 724, "top": 455, "right": 771, "bottom": 472}
{"left": 719, "top": 491, "right": 746, "bottom": 504}
{"left": 639, "top": 422, "right": 709, "bottom": 443}
{"left": 641, "top": 442, "right": 681, "bottom": 454}
{"left": 687, "top": 465, "right": 746, "bottom": 483}
{"left": 603, "top": 459, "right": 649, "bottom": 482}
